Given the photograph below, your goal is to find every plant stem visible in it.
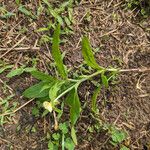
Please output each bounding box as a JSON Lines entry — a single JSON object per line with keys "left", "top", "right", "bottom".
{"left": 54, "top": 83, "right": 78, "bottom": 102}
{"left": 80, "top": 70, "right": 104, "bottom": 82}
{"left": 53, "top": 67, "right": 150, "bottom": 103}
{"left": 54, "top": 70, "right": 104, "bottom": 102}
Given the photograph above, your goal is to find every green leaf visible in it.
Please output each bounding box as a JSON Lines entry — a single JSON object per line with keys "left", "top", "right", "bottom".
{"left": 59, "top": 122, "right": 68, "bottom": 134}
{"left": 42, "top": 0, "right": 52, "bottom": 9}
{"left": 15, "top": 0, "right": 20, "bottom": 5}
{"left": 52, "top": 24, "right": 67, "bottom": 79}
{"left": 120, "top": 146, "right": 130, "bottom": 150}
{"left": 52, "top": 133, "right": 60, "bottom": 141}
{"left": 71, "top": 126, "right": 77, "bottom": 145}
{"left": 49, "top": 81, "right": 65, "bottom": 102}
{"left": 101, "top": 73, "right": 109, "bottom": 88}
{"left": 23, "top": 82, "right": 49, "bottom": 98}
{"left": 64, "top": 17, "right": 71, "bottom": 27}
{"left": 24, "top": 67, "right": 36, "bottom": 72}
{"left": 36, "top": 27, "right": 49, "bottom": 32}
{"left": 18, "top": 5, "right": 36, "bottom": 19}
{"left": 65, "top": 88, "right": 81, "bottom": 125}
{"left": 91, "top": 85, "right": 101, "bottom": 113}
{"left": 48, "top": 141, "right": 58, "bottom": 150}
{"left": 6, "top": 68, "right": 24, "bottom": 78}
{"left": 1, "top": 12, "right": 15, "bottom": 19}
{"left": 81, "top": 37, "right": 102, "bottom": 70}
{"left": 111, "top": 127, "right": 127, "bottom": 144}
{"left": 65, "top": 137, "right": 75, "bottom": 150}
{"left": 31, "top": 70, "right": 55, "bottom": 82}
{"left": 32, "top": 107, "right": 40, "bottom": 117}
{"left": 0, "top": 65, "right": 13, "bottom": 74}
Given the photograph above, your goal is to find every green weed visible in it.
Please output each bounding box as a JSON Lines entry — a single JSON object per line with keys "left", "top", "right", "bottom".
{"left": 6, "top": 24, "right": 127, "bottom": 148}
{"left": 0, "top": 94, "right": 18, "bottom": 125}
{"left": 48, "top": 122, "right": 75, "bottom": 150}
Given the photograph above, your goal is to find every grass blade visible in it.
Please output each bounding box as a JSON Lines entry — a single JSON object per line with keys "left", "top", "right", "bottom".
{"left": 52, "top": 24, "right": 67, "bottom": 79}
{"left": 81, "top": 37, "right": 103, "bottom": 70}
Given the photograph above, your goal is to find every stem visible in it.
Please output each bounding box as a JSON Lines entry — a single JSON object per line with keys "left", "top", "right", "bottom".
{"left": 80, "top": 70, "right": 104, "bottom": 82}
{"left": 54, "top": 83, "right": 78, "bottom": 102}
{"left": 53, "top": 67, "right": 150, "bottom": 103}
{"left": 53, "top": 71, "right": 104, "bottom": 103}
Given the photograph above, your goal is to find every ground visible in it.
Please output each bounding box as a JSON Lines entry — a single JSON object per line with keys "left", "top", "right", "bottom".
{"left": 0, "top": 0, "right": 150, "bottom": 150}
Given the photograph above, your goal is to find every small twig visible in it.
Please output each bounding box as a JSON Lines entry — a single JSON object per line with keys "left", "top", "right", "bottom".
{"left": 14, "top": 53, "right": 23, "bottom": 69}
{"left": 138, "top": 94, "right": 150, "bottom": 98}
{"left": 53, "top": 111, "right": 58, "bottom": 131}
{"left": 107, "top": 68, "right": 150, "bottom": 73}
{"left": 0, "top": 137, "right": 11, "bottom": 144}
{"left": 0, "top": 46, "right": 40, "bottom": 52}
{"left": 0, "top": 36, "right": 26, "bottom": 58}
{"left": 113, "top": 114, "right": 121, "bottom": 125}
{"left": 0, "top": 78, "right": 13, "bottom": 93}
{"left": 0, "top": 99, "right": 34, "bottom": 117}
{"left": 119, "top": 68, "right": 150, "bottom": 73}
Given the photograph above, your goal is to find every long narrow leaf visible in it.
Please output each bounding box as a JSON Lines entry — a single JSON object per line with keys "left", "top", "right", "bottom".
{"left": 81, "top": 37, "right": 103, "bottom": 70}
{"left": 31, "top": 70, "right": 55, "bottom": 82}
{"left": 6, "top": 68, "right": 24, "bottom": 78}
{"left": 52, "top": 24, "right": 67, "bottom": 79}
{"left": 0, "top": 65, "right": 13, "bottom": 74}
{"left": 65, "top": 88, "right": 81, "bottom": 125}
{"left": 71, "top": 126, "right": 78, "bottom": 145}
{"left": 91, "top": 85, "right": 101, "bottom": 113}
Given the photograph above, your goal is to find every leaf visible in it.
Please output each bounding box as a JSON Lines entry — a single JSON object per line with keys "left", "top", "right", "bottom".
{"left": 71, "top": 126, "right": 77, "bottom": 145}
{"left": 18, "top": 5, "right": 36, "bottom": 19}
{"left": 91, "top": 85, "right": 101, "bottom": 113}
{"left": 59, "top": 122, "right": 68, "bottom": 134}
{"left": 52, "top": 24, "right": 67, "bottom": 79}
{"left": 101, "top": 73, "right": 109, "bottom": 88}
{"left": 52, "top": 133, "right": 60, "bottom": 140}
{"left": 64, "top": 17, "right": 71, "bottom": 27}
{"left": 120, "top": 146, "right": 130, "bottom": 150}
{"left": 49, "top": 81, "right": 65, "bottom": 102}
{"left": 1, "top": 12, "right": 15, "bottom": 19}
{"left": 111, "top": 127, "right": 127, "bottom": 144}
{"left": 24, "top": 67, "right": 36, "bottom": 72}
{"left": 15, "top": 0, "right": 20, "bottom": 5}
{"left": 36, "top": 27, "right": 49, "bottom": 32}
{"left": 32, "top": 107, "right": 40, "bottom": 117}
{"left": 65, "top": 137, "right": 75, "bottom": 150}
{"left": 6, "top": 68, "right": 24, "bottom": 78}
{"left": 48, "top": 141, "right": 58, "bottom": 150}
{"left": 31, "top": 70, "right": 55, "bottom": 82}
{"left": 42, "top": 0, "right": 52, "bottom": 9}
{"left": 23, "top": 82, "right": 49, "bottom": 98}
{"left": 65, "top": 88, "right": 81, "bottom": 125}
{"left": 0, "top": 65, "right": 13, "bottom": 74}
{"left": 81, "top": 37, "right": 102, "bottom": 70}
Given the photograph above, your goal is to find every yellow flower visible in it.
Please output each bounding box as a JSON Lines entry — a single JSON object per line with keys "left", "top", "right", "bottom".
{"left": 43, "top": 101, "right": 53, "bottom": 112}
